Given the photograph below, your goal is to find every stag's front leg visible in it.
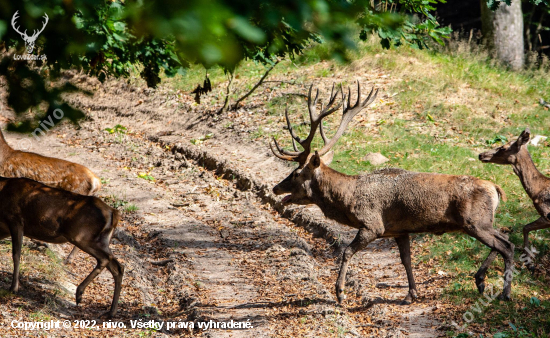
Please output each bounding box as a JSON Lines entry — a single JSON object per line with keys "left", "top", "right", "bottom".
{"left": 336, "top": 227, "right": 378, "bottom": 304}
{"left": 395, "top": 234, "right": 418, "bottom": 305}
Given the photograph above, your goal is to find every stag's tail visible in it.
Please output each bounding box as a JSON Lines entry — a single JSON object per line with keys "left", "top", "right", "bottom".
{"left": 495, "top": 184, "right": 507, "bottom": 202}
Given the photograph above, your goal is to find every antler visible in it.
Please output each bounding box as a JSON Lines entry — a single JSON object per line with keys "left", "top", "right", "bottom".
{"left": 271, "top": 83, "right": 343, "bottom": 164}
{"left": 271, "top": 81, "right": 377, "bottom": 164}
{"left": 317, "top": 81, "right": 378, "bottom": 156}
{"left": 11, "top": 11, "right": 27, "bottom": 38}
{"left": 30, "top": 13, "right": 48, "bottom": 39}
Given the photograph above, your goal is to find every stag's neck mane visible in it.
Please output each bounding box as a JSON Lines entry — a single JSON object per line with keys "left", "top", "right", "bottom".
{"left": 313, "top": 164, "right": 357, "bottom": 209}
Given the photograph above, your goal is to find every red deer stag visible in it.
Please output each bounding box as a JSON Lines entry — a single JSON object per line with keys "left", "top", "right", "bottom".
{"left": 270, "top": 82, "right": 515, "bottom": 304}
{"left": 0, "top": 177, "right": 123, "bottom": 318}
{"left": 479, "top": 128, "right": 549, "bottom": 270}
{"left": 0, "top": 128, "right": 102, "bottom": 262}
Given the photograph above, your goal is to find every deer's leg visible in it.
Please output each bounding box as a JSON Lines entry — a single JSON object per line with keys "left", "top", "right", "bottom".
{"left": 105, "top": 257, "right": 124, "bottom": 317}
{"left": 474, "top": 250, "right": 498, "bottom": 294}
{"left": 64, "top": 246, "right": 79, "bottom": 264}
{"left": 74, "top": 244, "right": 111, "bottom": 307}
{"left": 395, "top": 234, "right": 417, "bottom": 305}
{"left": 9, "top": 226, "right": 23, "bottom": 293}
{"left": 522, "top": 217, "right": 549, "bottom": 270}
{"left": 336, "top": 227, "right": 378, "bottom": 304}
{"left": 475, "top": 231, "right": 507, "bottom": 293}
{"left": 467, "top": 228, "right": 515, "bottom": 300}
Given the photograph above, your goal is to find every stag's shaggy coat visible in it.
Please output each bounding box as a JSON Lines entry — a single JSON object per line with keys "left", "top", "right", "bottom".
{"left": 271, "top": 82, "right": 515, "bottom": 304}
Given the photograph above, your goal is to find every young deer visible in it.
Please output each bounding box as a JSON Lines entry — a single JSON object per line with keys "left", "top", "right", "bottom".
{"left": 0, "top": 177, "right": 123, "bottom": 318}
{"left": 271, "top": 82, "right": 515, "bottom": 304}
{"left": 0, "top": 128, "right": 102, "bottom": 262}
{"left": 479, "top": 128, "right": 549, "bottom": 269}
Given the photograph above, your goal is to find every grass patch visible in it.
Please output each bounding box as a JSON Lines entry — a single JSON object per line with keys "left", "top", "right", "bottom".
{"left": 124, "top": 204, "right": 139, "bottom": 213}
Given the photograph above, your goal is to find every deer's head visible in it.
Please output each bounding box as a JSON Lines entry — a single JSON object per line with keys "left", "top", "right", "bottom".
{"left": 271, "top": 82, "right": 378, "bottom": 205}
{"left": 11, "top": 11, "right": 49, "bottom": 54}
{"left": 479, "top": 129, "right": 531, "bottom": 165}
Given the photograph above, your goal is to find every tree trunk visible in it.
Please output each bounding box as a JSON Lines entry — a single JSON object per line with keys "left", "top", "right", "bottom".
{"left": 481, "top": 0, "right": 524, "bottom": 70}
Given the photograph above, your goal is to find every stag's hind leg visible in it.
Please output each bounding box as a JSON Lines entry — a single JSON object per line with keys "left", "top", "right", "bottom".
{"left": 467, "top": 227, "right": 515, "bottom": 300}
{"left": 474, "top": 226, "right": 507, "bottom": 293}
{"left": 395, "top": 234, "right": 418, "bottom": 305}
{"left": 336, "top": 227, "right": 378, "bottom": 304}
{"left": 64, "top": 246, "right": 80, "bottom": 264}
{"left": 475, "top": 250, "right": 498, "bottom": 294}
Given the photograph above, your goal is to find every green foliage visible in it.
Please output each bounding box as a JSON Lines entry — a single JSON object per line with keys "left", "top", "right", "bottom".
{"left": 486, "top": 134, "right": 508, "bottom": 145}
{"left": 4, "top": 0, "right": 550, "bottom": 131}
{"left": 487, "top": 0, "right": 548, "bottom": 11}
{"left": 138, "top": 172, "right": 155, "bottom": 182}
{"left": 190, "top": 133, "right": 213, "bottom": 145}
{"left": 358, "top": 0, "right": 452, "bottom": 49}
{"left": 105, "top": 124, "right": 127, "bottom": 134}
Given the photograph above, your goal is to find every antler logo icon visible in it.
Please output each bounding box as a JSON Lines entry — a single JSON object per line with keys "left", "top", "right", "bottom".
{"left": 11, "top": 11, "right": 49, "bottom": 54}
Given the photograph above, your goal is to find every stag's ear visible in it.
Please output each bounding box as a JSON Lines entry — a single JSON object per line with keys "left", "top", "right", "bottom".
{"left": 321, "top": 151, "right": 334, "bottom": 166}
{"left": 517, "top": 128, "right": 531, "bottom": 147}
{"left": 312, "top": 151, "right": 322, "bottom": 168}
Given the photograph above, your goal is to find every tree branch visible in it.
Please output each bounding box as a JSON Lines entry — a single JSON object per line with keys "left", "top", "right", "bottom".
{"left": 217, "top": 71, "right": 235, "bottom": 115}
{"left": 231, "top": 59, "right": 280, "bottom": 110}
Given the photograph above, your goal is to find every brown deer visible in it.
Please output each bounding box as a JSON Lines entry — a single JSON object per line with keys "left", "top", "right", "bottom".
{"left": 479, "top": 128, "right": 549, "bottom": 270}
{"left": 0, "top": 129, "right": 101, "bottom": 195}
{"left": 270, "top": 82, "right": 515, "bottom": 304}
{"left": 0, "top": 177, "right": 123, "bottom": 318}
{"left": 0, "top": 128, "right": 102, "bottom": 262}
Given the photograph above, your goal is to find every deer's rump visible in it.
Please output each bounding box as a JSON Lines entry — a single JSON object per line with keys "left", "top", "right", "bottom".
{"left": 354, "top": 169, "right": 502, "bottom": 237}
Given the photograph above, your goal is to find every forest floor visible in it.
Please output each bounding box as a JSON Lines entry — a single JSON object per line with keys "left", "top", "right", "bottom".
{"left": 0, "top": 72, "right": 449, "bottom": 337}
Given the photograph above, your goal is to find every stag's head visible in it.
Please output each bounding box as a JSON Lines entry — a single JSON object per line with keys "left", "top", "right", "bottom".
{"left": 271, "top": 81, "right": 378, "bottom": 205}
{"left": 479, "top": 129, "right": 531, "bottom": 165}
{"left": 11, "top": 11, "right": 49, "bottom": 54}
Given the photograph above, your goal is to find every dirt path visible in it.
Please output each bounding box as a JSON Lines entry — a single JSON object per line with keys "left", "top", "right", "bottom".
{"left": 0, "top": 75, "right": 446, "bottom": 337}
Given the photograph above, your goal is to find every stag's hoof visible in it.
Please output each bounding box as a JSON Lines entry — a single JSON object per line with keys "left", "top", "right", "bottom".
{"left": 400, "top": 298, "right": 412, "bottom": 305}
{"left": 99, "top": 311, "right": 114, "bottom": 319}
{"left": 497, "top": 293, "right": 511, "bottom": 301}
{"left": 400, "top": 290, "right": 417, "bottom": 305}
{"left": 9, "top": 281, "right": 20, "bottom": 293}
{"left": 476, "top": 281, "right": 485, "bottom": 294}
{"left": 336, "top": 290, "right": 346, "bottom": 304}
{"left": 75, "top": 290, "right": 84, "bottom": 305}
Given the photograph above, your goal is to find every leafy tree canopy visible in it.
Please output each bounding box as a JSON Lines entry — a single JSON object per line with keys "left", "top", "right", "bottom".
{"left": 0, "top": 0, "right": 454, "bottom": 131}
